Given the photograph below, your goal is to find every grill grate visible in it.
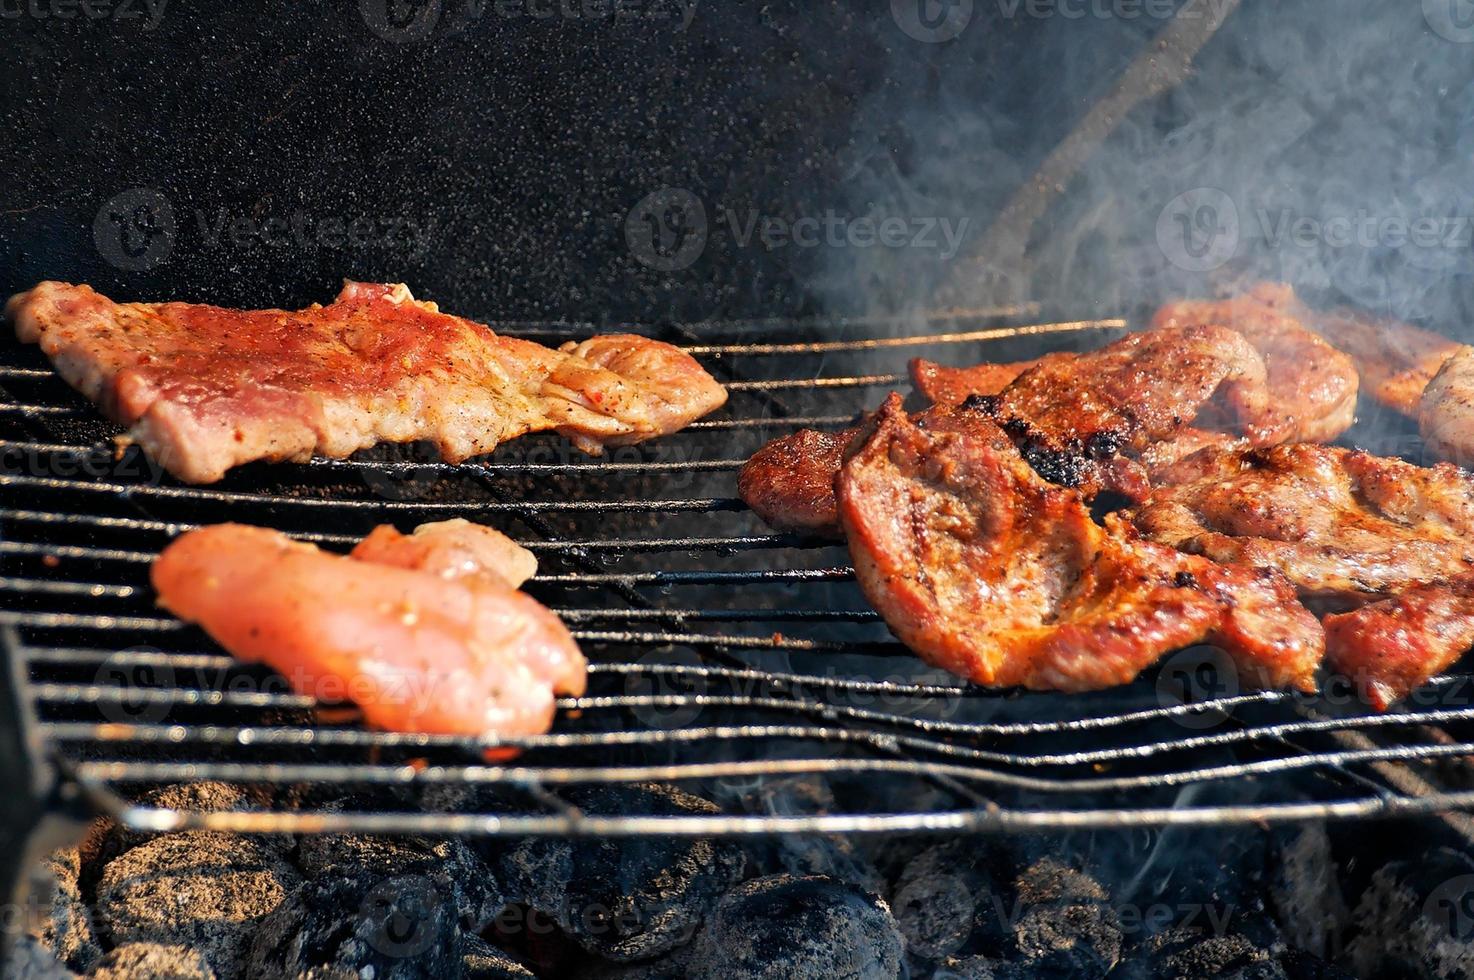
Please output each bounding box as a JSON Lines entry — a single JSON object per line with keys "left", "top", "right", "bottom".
{"left": 5, "top": 308, "right": 1474, "bottom": 837}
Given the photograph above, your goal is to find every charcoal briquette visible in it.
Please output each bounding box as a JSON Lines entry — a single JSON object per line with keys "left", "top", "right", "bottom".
{"left": 683, "top": 874, "right": 903, "bottom": 980}
{"left": 493, "top": 784, "right": 744, "bottom": 962}
{"left": 245, "top": 873, "right": 461, "bottom": 979}
{"left": 95, "top": 831, "right": 300, "bottom": 980}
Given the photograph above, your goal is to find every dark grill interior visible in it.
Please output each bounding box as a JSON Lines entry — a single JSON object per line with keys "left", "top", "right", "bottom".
{"left": 6, "top": 308, "right": 1474, "bottom": 838}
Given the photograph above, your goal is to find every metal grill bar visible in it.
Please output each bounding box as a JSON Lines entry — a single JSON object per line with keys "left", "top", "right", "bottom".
{"left": 679, "top": 319, "right": 1125, "bottom": 355}
{"left": 34, "top": 671, "right": 1474, "bottom": 760}
{"left": 1, "top": 441, "right": 748, "bottom": 475}
{"left": 724, "top": 374, "right": 904, "bottom": 391}
{"left": 0, "top": 530, "right": 829, "bottom": 558}
{"left": 59, "top": 739, "right": 1474, "bottom": 795}
{"left": 0, "top": 407, "right": 859, "bottom": 429}
{"left": 0, "top": 475, "right": 745, "bottom": 513}
{"left": 6, "top": 309, "right": 1473, "bottom": 836}
{"left": 93, "top": 793, "right": 1474, "bottom": 838}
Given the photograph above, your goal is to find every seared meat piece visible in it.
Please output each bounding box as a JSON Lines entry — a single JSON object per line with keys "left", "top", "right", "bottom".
{"left": 919, "top": 324, "right": 1270, "bottom": 449}
{"left": 6, "top": 281, "right": 726, "bottom": 483}
{"left": 743, "top": 358, "right": 1034, "bottom": 536}
{"left": 1313, "top": 306, "right": 1467, "bottom": 416}
{"left": 1324, "top": 576, "right": 1474, "bottom": 710}
{"left": 836, "top": 396, "right": 1322, "bottom": 692}
{"left": 1291, "top": 288, "right": 1474, "bottom": 467}
{"left": 907, "top": 357, "right": 1035, "bottom": 407}
{"left": 737, "top": 427, "right": 854, "bottom": 538}
{"left": 742, "top": 325, "right": 1258, "bottom": 535}
{"left": 1138, "top": 428, "right": 1251, "bottom": 471}
{"left": 152, "top": 522, "right": 586, "bottom": 739}
{"left": 1151, "top": 283, "right": 1359, "bottom": 444}
{"left": 1134, "top": 444, "right": 1474, "bottom": 603}
{"left": 1420, "top": 346, "right": 1474, "bottom": 468}
{"left": 957, "top": 324, "right": 1272, "bottom": 495}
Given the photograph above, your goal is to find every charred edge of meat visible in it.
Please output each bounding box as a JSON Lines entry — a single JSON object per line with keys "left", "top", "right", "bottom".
{"left": 960, "top": 393, "right": 1001, "bottom": 415}
{"left": 960, "top": 393, "right": 1127, "bottom": 490}
{"left": 1021, "top": 443, "right": 1092, "bottom": 489}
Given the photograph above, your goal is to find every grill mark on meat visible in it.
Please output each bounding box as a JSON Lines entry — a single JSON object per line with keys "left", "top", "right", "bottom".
{"left": 913, "top": 325, "right": 1275, "bottom": 501}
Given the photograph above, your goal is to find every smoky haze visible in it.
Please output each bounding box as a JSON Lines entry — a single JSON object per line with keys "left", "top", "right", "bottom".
{"left": 806, "top": 0, "right": 1474, "bottom": 340}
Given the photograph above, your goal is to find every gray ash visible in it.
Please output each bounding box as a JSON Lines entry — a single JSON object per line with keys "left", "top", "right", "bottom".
{"left": 1112, "top": 927, "right": 1280, "bottom": 980}
{"left": 1345, "top": 846, "right": 1474, "bottom": 980}
{"left": 1269, "top": 824, "right": 1349, "bottom": 962}
{"left": 94, "top": 832, "right": 300, "bottom": 980}
{"left": 88, "top": 944, "right": 216, "bottom": 980}
{"left": 104, "top": 783, "right": 276, "bottom": 861}
{"left": 890, "top": 840, "right": 1005, "bottom": 964}
{"left": 460, "top": 934, "right": 537, "bottom": 980}
{"left": 1007, "top": 857, "right": 1123, "bottom": 974}
{"left": 3, "top": 937, "right": 78, "bottom": 980}
{"left": 296, "top": 831, "right": 502, "bottom": 932}
{"left": 21, "top": 847, "right": 101, "bottom": 975}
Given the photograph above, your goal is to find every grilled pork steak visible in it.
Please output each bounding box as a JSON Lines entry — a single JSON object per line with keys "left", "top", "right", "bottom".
{"left": 1313, "top": 305, "right": 1466, "bottom": 416}
{"left": 907, "top": 358, "right": 1035, "bottom": 408}
{"left": 910, "top": 325, "right": 1273, "bottom": 497}
{"left": 737, "top": 427, "right": 855, "bottom": 538}
{"left": 1134, "top": 444, "right": 1474, "bottom": 603}
{"left": 7, "top": 280, "right": 726, "bottom": 483}
{"left": 836, "top": 396, "right": 1322, "bottom": 693}
{"left": 741, "top": 324, "right": 1272, "bottom": 537}
{"left": 1151, "top": 283, "right": 1359, "bottom": 445}
{"left": 1323, "top": 575, "right": 1474, "bottom": 710}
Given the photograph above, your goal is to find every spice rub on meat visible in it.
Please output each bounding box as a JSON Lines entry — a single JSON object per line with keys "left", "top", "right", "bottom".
{"left": 742, "top": 355, "right": 1035, "bottom": 537}
{"left": 1133, "top": 444, "right": 1474, "bottom": 604}
{"left": 836, "top": 395, "right": 1323, "bottom": 693}
{"left": 6, "top": 281, "right": 727, "bottom": 483}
